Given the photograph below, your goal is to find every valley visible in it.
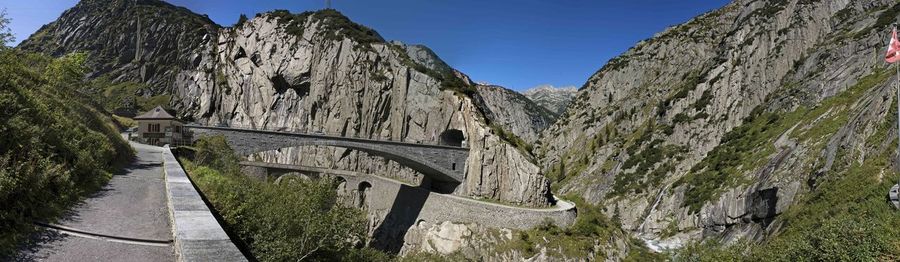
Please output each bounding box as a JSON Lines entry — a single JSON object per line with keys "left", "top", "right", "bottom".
{"left": 3, "top": 0, "right": 900, "bottom": 260}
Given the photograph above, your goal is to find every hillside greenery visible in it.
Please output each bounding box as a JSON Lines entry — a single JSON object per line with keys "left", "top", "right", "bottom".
{"left": 670, "top": 68, "right": 900, "bottom": 260}
{"left": 80, "top": 78, "right": 173, "bottom": 113}
{"left": 675, "top": 68, "right": 891, "bottom": 213}
{"left": 180, "top": 136, "right": 391, "bottom": 261}
{"left": 0, "top": 45, "right": 133, "bottom": 256}
{"left": 497, "top": 196, "right": 661, "bottom": 260}
{"left": 674, "top": 136, "right": 900, "bottom": 261}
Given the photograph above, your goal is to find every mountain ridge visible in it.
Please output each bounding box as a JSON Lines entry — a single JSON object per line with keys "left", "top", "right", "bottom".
{"left": 522, "top": 84, "right": 577, "bottom": 116}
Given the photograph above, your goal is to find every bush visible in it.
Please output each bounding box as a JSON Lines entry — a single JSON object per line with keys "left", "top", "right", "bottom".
{"left": 193, "top": 135, "right": 241, "bottom": 175}
{"left": 183, "top": 137, "right": 388, "bottom": 261}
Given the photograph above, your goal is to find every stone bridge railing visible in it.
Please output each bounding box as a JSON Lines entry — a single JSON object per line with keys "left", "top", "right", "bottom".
{"left": 185, "top": 125, "right": 470, "bottom": 183}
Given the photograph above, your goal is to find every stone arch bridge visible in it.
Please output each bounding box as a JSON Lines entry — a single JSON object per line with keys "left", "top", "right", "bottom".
{"left": 185, "top": 125, "right": 469, "bottom": 182}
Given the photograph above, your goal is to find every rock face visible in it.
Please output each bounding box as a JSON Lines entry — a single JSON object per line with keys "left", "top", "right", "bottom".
{"left": 523, "top": 84, "right": 578, "bottom": 116}
{"left": 20, "top": 1, "right": 551, "bottom": 207}
{"left": 473, "top": 84, "right": 556, "bottom": 143}
{"left": 538, "top": 0, "right": 900, "bottom": 248}
{"left": 401, "top": 221, "right": 632, "bottom": 261}
{"left": 18, "top": 0, "right": 219, "bottom": 96}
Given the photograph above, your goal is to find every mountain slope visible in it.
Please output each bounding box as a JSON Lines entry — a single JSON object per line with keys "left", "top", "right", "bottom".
{"left": 539, "top": 0, "right": 900, "bottom": 251}
{"left": 523, "top": 84, "right": 577, "bottom": 116}
{"left": 18, "top": 0, "right": 219, "bottom": 97}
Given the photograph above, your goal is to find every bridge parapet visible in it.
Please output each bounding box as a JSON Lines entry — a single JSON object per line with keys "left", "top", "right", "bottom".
{"left": 162, "top": 146, "right": 247, "bottom": 262}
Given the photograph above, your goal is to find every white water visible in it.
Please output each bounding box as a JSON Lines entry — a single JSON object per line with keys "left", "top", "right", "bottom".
{"left": 638, "top": 184, "right": 668, "bottom": 233}
{"left": 637, "top": 184, "right": 671, "bottom": 252}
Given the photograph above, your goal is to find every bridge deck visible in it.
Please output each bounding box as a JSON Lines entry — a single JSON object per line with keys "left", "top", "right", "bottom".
{"left": 186, "top": 125, "right": 470, "bottom": 183}
{"left": 185, "top": 124, "right": 469, "bottom": 151}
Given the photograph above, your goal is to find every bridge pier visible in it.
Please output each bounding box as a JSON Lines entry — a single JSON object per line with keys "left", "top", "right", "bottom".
{"left": 240, "top": 165, "right": 268, "bottom": 181}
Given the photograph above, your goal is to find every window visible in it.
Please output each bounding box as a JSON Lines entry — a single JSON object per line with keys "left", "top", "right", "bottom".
{"left": 148, "top": 123, "right": 160, "bottom": 133}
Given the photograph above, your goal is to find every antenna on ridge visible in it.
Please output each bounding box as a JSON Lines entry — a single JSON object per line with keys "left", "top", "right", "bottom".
{"left": 326, "top": 0, "right": 332, "bottom": 9}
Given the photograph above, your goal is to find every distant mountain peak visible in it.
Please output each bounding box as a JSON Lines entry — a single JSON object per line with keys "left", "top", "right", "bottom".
{"left": 521, "top": 84, "right": 577, "bottom": 116}
{"left": 523, "top": 84, "right": 577, "bottom": 96}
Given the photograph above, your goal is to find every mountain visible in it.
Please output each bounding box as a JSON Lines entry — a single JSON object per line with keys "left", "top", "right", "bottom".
{"left": 538, "top": 0, "right": 900, "bottom": 255}
{"left": 18, "top": 0, "right": 599, "bottom": 257}
{"left": 20, "top": 0, "right": 900, "bottom": 259}
{"left": 522, "top": 84, "right": 578, "bottom": 116}
{"left": 473, "top": 84, "right": 555, "bottom": 143}
{"left": 18, "top": 0, "right": 219, "bottom": 96}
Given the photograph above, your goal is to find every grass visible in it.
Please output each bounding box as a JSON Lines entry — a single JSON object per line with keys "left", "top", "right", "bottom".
{"left": 82, "top": 77, "right": 173, "bottom": 113}
{"left": 111, "top": 115, "right": 136, "bottom": 128}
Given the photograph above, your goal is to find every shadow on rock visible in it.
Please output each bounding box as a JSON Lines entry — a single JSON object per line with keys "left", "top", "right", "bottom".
{"left": 370, "top": 184, "right": 429, "bottom": 254}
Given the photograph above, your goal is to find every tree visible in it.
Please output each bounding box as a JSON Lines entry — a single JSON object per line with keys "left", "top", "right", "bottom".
{"left": 234, "top": 14, "right": 248, "bottom": 27}
{"left": 0, "top": 9, "right": 13, "bottom": 47}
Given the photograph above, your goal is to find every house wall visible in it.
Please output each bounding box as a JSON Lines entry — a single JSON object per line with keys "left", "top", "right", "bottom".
{"left": 137, "top": 119, "right": 186, "bottom": 145}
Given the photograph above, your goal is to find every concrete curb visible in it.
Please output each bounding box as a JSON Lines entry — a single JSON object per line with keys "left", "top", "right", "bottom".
{"left": 162, "top": 146, "right": 248, "bottom": 262}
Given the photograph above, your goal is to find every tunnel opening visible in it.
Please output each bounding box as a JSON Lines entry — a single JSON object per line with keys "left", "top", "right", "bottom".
{"left": 439, "top": 129, "right": 465, "bottom": 147}
{"left": 358, "top": 181, "right": 372, "bottom": 209}
{"left": 271, "top": 74, "right": 310, "bottom": 97}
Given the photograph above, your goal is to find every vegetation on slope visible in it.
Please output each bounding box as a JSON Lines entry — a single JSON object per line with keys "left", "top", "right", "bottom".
{"left": 675, "top": 129, "right": 900, "bottom": 261}
{"left": 79, "top": 78, "right": 172, "bottom": 113}
{"left": 0, "top": 44, "right": 133, "bottom": 254}
{"left": 180, "top": 136, "right": 390, "bottom": 261}
{"left": 675, "top": 68, "right": 892, "bottom": 213}
{"left": 496, "top": 196, "right": 660, "bottom": 260}
{"left": 670, "top": 66, "right": 900, "bottom": 260}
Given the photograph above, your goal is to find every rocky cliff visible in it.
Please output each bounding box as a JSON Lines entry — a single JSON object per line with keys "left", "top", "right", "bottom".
{"left": 473, "top": 84, "right": 555, "bottom": 143}
{"left": 523, "top": 84, "right": 578, "bottom": 116}
{"left": 18, "top": 0, "right": 218, "bottom": 97}
{"left": 539, "top": 0, "right": 900, "bottom": 249}
{"left": 19, "top": 0, "right": 552, "bottom": 207}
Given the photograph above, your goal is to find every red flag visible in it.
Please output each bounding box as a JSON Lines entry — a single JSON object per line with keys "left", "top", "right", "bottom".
{"left": 887, "top": 29, "right": 900, "bottom": 63}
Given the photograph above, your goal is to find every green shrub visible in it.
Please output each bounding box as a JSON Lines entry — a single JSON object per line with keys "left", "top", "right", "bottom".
{"left": 193, "top": 135, "right": 241, "bottom": 175}
{"left": 672, "top": 113, "right": 691, "bottom": 124}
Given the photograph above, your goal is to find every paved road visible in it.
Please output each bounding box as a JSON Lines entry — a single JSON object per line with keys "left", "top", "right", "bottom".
{"left": 16, "top": 142, "right": 175, "bottom": 261}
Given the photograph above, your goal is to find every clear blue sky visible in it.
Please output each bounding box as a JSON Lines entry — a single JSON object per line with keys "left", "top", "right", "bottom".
{"left": 4, "top": 0, "right": 729, "bottom": 91}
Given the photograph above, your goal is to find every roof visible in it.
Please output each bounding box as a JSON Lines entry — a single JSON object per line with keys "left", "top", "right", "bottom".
{"left": 134, "top": 106, "right": 177, "bottom": 120}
